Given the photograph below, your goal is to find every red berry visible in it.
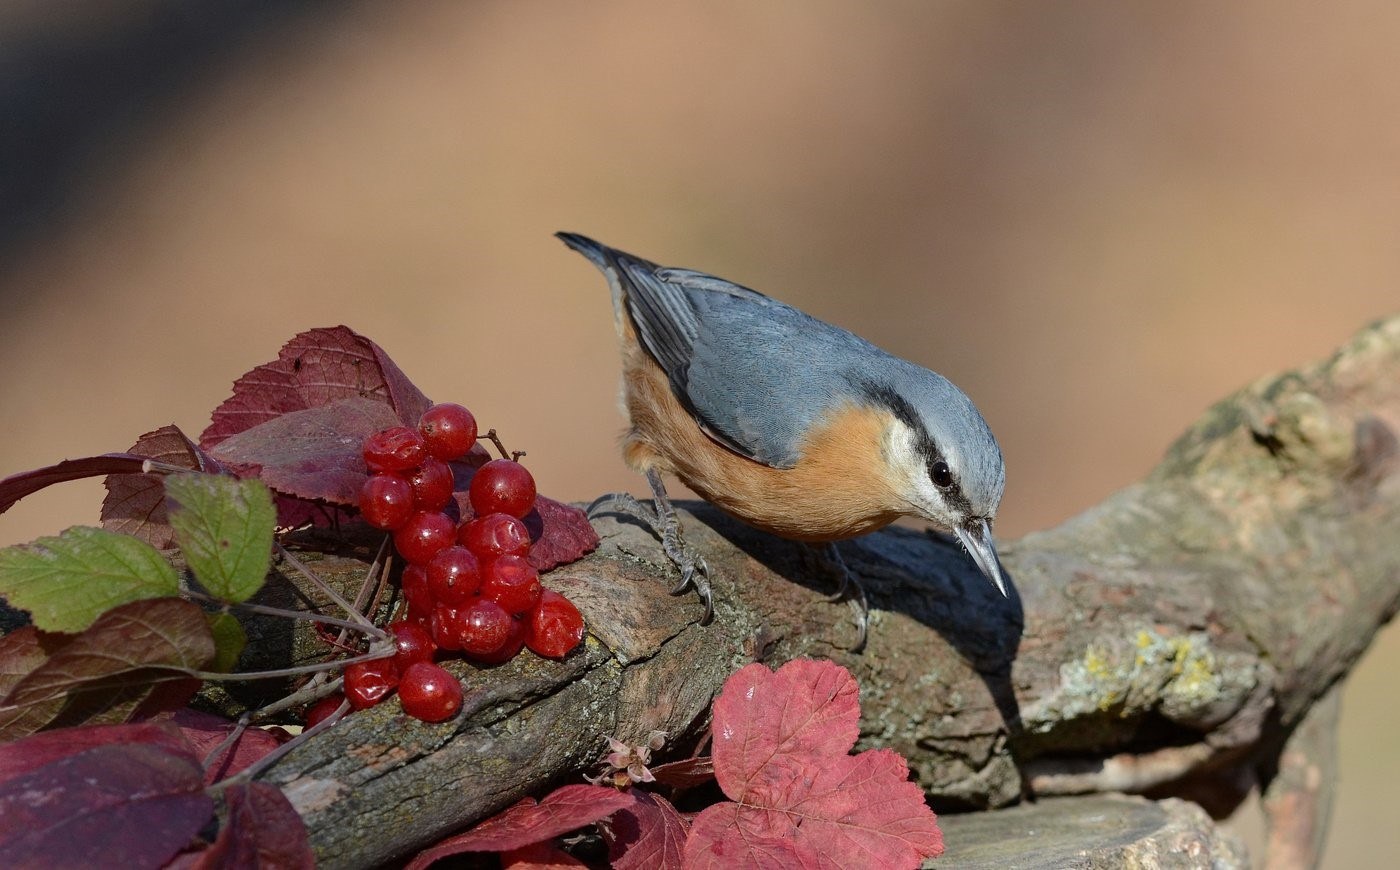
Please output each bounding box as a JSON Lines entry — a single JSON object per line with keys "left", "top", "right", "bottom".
{"left": 480, "top": 554, "right": 542, "bottom": 616}
{"left": 358, "top": 473, "right": 415, "bottom": 530}
{"left": 344, "top": 657, "right": 400, "bottom": 710}
{"left": 430, "top": 605, "right": 465, "bottom": 651}
{"left": 468, "top": 617, "right": 527, "bottom": 665}
{"left": 459, "top": 598, "right": 515, "bottom": 658}
{"left": 427, "top": 546, "right": 482, "bottom": 606}
{"left": 468, "top": 460, "right": 537, "bottom": 519}
{"left": 393, "top": 511, "right": 457, "bottom": 565}
{"left": 401, "top": 564, "right": 434, "bottom": 621}
{"left": 305, "top": 694, "right": 345, "bottom": 728}
{"left": 388, "top": 620, "right": 437, "bottom": 670}
{"left": 398, "top": 662, "right": 463, "bottom": 722}
{"left": 363, "top": 426, "right": 428, "bottom": 473}
{"left": 419, "top": 403, "right": 478, "bottom": 461}
{"left": 408, "top": 457, "right": 455, "bottom": 511}
{"left": 459, "top": 512, "right": 532, "bottom": 560}
{"left": 526, "top": 590, "right": 585, "bottom": 659}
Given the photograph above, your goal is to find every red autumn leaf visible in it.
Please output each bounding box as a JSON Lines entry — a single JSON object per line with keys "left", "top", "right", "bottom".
{"left": 102, "top": 425, "right": 223, "bottom": 549}
{"left": 606, "top": 790, "right": 689, "bottom": 870}
{"left": 0, "top": 720, "right": 196, "bottom": 788}
{"left": 683, "top": 659, "right": 944, "bottom": 869}
{"left": 0, "top": 741, "right": 214, "bottom": 869}
{"left": 207, "top": 397, "right": 404, "bottom": 506}
{"left": 501, "top": 841, "right": 588, "bottom": 868}
{"left": 405, "top": 784, "right": 634, "bottom": 870}
{"left": 649, "top": 755, "right": 715, "bottom": 790}
{"left": 163, "top": 708, "right": 288, "bottom": 786}
{"left": 0, "top": 598, "right": 215, "bottom": 740}
{"left": 188, "top": 782, "right": 314, "bottom": 869}
{"left": 200, "top": 325, "right": 431, "bottom": 450}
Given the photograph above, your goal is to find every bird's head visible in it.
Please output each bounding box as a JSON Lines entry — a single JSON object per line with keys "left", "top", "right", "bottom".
{"left": 862, "top": 366, "right": 1008, "bottom": 596}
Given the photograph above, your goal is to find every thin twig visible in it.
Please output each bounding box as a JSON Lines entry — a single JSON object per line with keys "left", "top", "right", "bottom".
{"left": 275, "top": 542, "right": 387, "bottom": 638}
{"left": 213, "top": 697, "right": 353, "bottom": 789}
{"left": 190, "top": 642, "right": 394, "bottom": 682}
{"left": 249, "top": 675, "right": 346, "bottom": 723}
{"left": 182, "top": 590, "right": 378, "bottom": 635}
{"left": 202, "top": 712, "right": 252, "bottom": 770}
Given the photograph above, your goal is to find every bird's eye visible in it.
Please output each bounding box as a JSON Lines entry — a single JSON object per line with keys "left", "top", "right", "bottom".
{"left": 930, "top": 460, "right": 954, "bottom": 489}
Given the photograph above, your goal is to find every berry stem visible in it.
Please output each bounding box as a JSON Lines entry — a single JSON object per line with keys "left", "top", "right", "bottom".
{"left": 479, "top": 428, "right": 522, "bottom": 460}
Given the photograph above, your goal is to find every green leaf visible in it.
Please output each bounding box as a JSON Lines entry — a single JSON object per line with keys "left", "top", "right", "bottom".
{"left": 0, "top": 598, "right": 214, "bottom": 740}
{"left": 165, "top": 474, "right": 275, "bottom": 604}
{"left": 206, "top": 612, "right": 247, "bottom": 674}
{"left": 0, "top": 527, "right": 179, "bottom": 633}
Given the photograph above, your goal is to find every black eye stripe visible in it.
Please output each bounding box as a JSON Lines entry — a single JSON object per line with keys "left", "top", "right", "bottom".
{"left": 855, "top": 376, "right": 975, "bottom": 513}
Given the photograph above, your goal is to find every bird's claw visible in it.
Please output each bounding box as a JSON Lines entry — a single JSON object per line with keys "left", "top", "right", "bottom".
{"left": 588, "top": 477, "right": 713, "bottom": 624}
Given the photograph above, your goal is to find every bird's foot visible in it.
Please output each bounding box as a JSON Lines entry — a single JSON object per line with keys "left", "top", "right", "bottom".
{"left": 802, "top": 542, "right": 869, "bottom": 653}
{"left": 587, "top": 471, "right": 712, "bottom": 623}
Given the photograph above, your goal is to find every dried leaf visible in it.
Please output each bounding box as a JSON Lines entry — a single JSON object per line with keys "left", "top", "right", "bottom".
{"left": 207, "top": 397, "right": 402, "bottom": 506}
{"left": 0, "top": 525, "right": 179, "bottom": 633}
{"left": 404, "top": 784, "right": 634, "bottom": 870}
{"left": 165, "top": 473, "right": 275, "bottom": 603}
{"left": 0, "top": 626, "right": 48, "bottom": 700}
{"left": 520, "top": 496, "right": 600, "bottom": 571}
{"left": 607, "top": 790, "right": 688, "bottom": 870}
{"left": 102, "top": 425, "right": 222, "bottom": 548}
{"left": 0, "top": 454, "right": 149, "bottom": 515}
{"left": 649, "top": 756, "right": 716, "bottom": 790}
{"left": 683, "top": 659, "right": 944, "bottom": 869}
{"left": 190, "top": 782, "right": 314, "bottom": 869}
{"left": 200, "top": 326, "right": 431, "bottom": 450}
{"left": 0, "top": 741, "right": 213, "bottom": 869}
{"left": 0, "top": 720, "right": 196, "bottom": 788}
{"left": 0, "top": 598, "right": 215, "bottom": 739}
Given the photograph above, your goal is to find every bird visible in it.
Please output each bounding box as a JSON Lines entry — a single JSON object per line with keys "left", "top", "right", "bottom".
{"left": 557, "top": 232, "right": 1007, "bottom": 648}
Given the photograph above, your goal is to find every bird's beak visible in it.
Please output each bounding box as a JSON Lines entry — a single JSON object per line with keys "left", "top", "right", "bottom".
{"left": 954, "top": 518, "right": 1008, "bottom": 597}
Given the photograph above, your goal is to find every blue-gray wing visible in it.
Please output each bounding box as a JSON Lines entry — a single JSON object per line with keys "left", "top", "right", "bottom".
{"left": 606, "top": 251, "right": 879, "bottom": 469}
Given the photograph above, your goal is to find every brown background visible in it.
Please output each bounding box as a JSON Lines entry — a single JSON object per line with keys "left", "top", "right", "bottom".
{"left": 0, "top": 3, "right": 1394, "bottom": 865}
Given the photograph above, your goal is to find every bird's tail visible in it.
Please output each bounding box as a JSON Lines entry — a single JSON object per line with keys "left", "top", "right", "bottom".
{"left": 554, "top": 231, "right": 610, "bottom": 269}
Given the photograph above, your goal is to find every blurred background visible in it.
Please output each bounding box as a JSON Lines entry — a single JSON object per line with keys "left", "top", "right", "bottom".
{"left": 0, "top": 1, "right": 1395, "bottom": 864}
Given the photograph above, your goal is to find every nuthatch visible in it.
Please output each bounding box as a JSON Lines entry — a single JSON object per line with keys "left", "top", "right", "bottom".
{"left": 558, "top": 233, "right": 1007, "bottom": 645}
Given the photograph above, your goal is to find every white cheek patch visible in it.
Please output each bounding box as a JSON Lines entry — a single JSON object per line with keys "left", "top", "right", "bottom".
{"left": 884, "top": 421, "right": 947, "bottom": 515}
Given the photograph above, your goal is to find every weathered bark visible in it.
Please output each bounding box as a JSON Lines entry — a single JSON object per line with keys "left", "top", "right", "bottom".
{"left": 935, "top": 793, "right": 1249, "bottom": 868}
{"left": 264, "top": 316, "right": 1400, "bottom": 869}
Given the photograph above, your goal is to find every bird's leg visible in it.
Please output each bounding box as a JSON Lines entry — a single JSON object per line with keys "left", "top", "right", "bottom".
{"left": 587, "top": 469, "right": 712, "bottom": 623}
{"left": 802, "top": 542, "right": 869, "bottom": 653}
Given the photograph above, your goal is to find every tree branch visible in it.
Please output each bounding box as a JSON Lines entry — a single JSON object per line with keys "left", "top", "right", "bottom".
{"left": 263, "top": 316, "right": 1400, "bottom": 869}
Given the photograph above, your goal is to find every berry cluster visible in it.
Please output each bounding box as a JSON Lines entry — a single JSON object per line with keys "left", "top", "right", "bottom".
{"left": 312, "top": 402, "right": 586, "bottom": 725}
